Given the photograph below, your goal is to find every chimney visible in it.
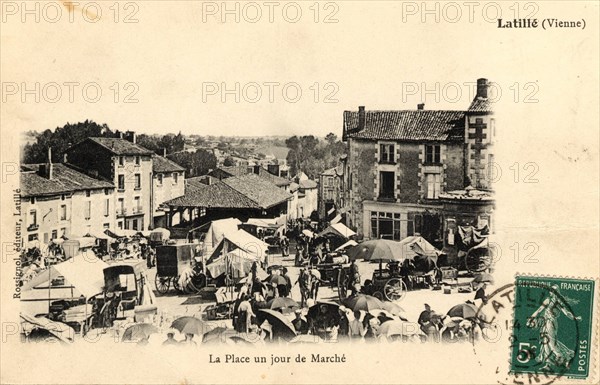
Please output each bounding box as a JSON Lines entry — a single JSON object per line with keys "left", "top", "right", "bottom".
{"left": 417, "top": 103, "right": 425, "bottom": 110}
{"left": 40, "top": 147, "right": 53, "bottom": 179}
{"left": 358, "top": 106, "right": 365, "bottom": 130}
{"left": 118, "top": 131, "right": 124, "bottom": 139}
{"left": 476, "top": 78, "right": 489, "bottom": 99}
{"left": 162, "top": 148, "right": 167, "bottom": 157}
{"left": 125, "top": 130, "right": 136, "bottom": 144}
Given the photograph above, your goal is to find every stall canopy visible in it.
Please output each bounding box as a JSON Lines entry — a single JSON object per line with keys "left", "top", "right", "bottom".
{"left": 204, "top": 218, "right": 242, "bottom": 251}
{"left": 207, "top": 229, "right": 268, "bottom": 264}
{"left": 149, "top": 227, "right": 170, "bottom": 243}
{"left": 22, "top": 254, "right": 109, "bottom": 298}
{"left": 397, "top": 236, "right": 442, "bottom": 259}
{"left": 318, "top": 223, "right": 356, "bottom": 239}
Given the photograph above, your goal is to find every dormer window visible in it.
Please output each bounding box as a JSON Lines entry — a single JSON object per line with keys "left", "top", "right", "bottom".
{"left": 118, "top": 156, "right": 124, "bottom": 166}
{"left": 379, "top": 143, "right": 395, "bottom": 164}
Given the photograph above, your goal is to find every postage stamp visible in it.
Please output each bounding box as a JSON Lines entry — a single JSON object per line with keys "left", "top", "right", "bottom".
{"left": 511, "top": 276, "right": 596, "bottom": 380}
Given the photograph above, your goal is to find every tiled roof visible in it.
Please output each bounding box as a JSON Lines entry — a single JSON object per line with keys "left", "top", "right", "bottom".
{"left": 153, "top": 155, "right": 185, "bottom": 173}
{"left": 222, "top": 174, "right": 292, "bottom": 209}
{"left": 213, "top": 166, "right": 291, "bottom": 187}
{"left": 165, "top": 177, "right": 259, "bottom": 209}
{"left": 344, "top": 110, "right": 465, "bottom": 142}
{"left": 165, "top": 174, "right": 291, "bottom": 210}
{"left": 468, "top": 97, "right": 494, "bottom": 113}
{"left": 20, "top": 163, "right": 114, "bottom": 198}
{"left": 299, "top": 179, "right": 318, "bottom": 189}
{"left": 81, "top": 137, "right": 154, "bottom": 155}
{"left": 321, "top": 167, "right": 337, "bottom": 176}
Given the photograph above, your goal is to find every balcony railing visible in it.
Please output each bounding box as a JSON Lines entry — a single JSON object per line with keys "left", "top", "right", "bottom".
{"left": 116, "top": 208, "right": 127, "bottom": 217}
{"left": 131, "top": 206, "right": 144, "bottom": 214}
{"left": 27, "top": 224, "right": 39, "bottom": 232}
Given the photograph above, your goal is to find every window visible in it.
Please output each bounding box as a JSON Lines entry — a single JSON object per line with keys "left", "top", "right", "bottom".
{"left": 134, "top": 174, "right": 141, "bottom": 189}
{"left": 157, "top": 174, "right": 163, "bottom": 185}
{"left": 135, "top": 156, "right": 140, "bottom": 165}
{"left": 60, "top": 204, "right": 67, "bottom": 220}
{"left": 118, "top": 175, "right": 125, "bottom": 190}
{"left": 85, "top": 201, "right": 91, "bottom": 220}
{"left": 61, "top": 194, "right": 66, "bottom": 200}
{"left": 104, "top": 188, "right": 110, "bottom": 195}
{"left": 379, "top": 143, "right": 395, "bottom": 163}
{"left": 425, "top": 145, "right": 441, "bottom": 164}
{"left": 132, "top": 219, "right": 139, "bottom": 231}
{"left": 118, "top": 156, "right": 124, "bottom": 166}
{"left": 85, "top": 190, "right": 91, "bottom": 197}
{"left": 379, "top": 171, "right": 395, "bottom": 200}
{"left": 51, "top": 230, "right": 57, "bottom": 240}
{"left": 172, "top": 172, "right": 178, "bottom": 184}
{"left": 103, "top": 223, "right": 110, "bottom": 229}
{"left": 30, "top": 197, "right": 35, "bottom": 204}
{"left": 118, "top": 198, "right": 124, "bottom": 214}
{"left": 370, "top": 212, "right": 402, "bottom": 240}
{"left": 104, "top": 198, "right": 110, "bottom": 216}
{"left": 327, "top": 177, "right": 334, "bottom": 187}
{"left": 43, "top": 233, "right": 49, "bottom": 244}
{"left": 29, "top": 210, "right": 37, "bottom": 225}
{"left": 134, "top": 196, "right": 141, "bottom": 213}
{"left": 60, "top": 228, "right": 66, "bottom": 237}
{"left": 28, "top": 234, "right": 38, "bottom": 242}
{"left": 425, "top": 173, "right": 441, "bottom": 199}
{"left": 117, "top": 221, "right": 123, "bottom": 230}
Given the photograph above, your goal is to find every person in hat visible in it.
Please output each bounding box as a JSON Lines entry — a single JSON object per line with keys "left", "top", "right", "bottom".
{"left": 337, "top": 305, "right": 351, "bottom": 340}
{"left": 162, "top": 331, "right": 178, "bottom": 346}
{"left": 292, "top": 308, "right": 308, "bottom": 335}
{"left": 349, "top": 310, "right": 366, "bottom": 340}
{"left": 180, "top": 333, "right": 197, "bottom": 346}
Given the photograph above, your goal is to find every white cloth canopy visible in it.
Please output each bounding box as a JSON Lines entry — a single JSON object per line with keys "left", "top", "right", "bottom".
{"left": 22, "top": 254, "right": 109, "bottom": 298}
{"left": 397, "top": 236, "right": 441, "bottom": 259}
{"left": 204, "top": 218, "right": 241, "bottom": 251}
{"left": 207, "top": 229, "right": 268, "bottom": 264}
{"left": 318, "top": 223, "right": 356, "bottom": 239}
{"left": 335, "top": 240, "right": 358, "bottom": 251}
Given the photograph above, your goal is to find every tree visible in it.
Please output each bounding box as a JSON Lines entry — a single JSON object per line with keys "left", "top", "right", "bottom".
{"left": 223, "top": 156, "right": 236, "bottom": 167}
{"left": 284, "top": 134, "right": 347, "bottom": 179}
{"left": 167, "top": 149, "right": 217, "bottom": 177}
{"left": 22, "top": 120, "right": 114, "bottom": 163}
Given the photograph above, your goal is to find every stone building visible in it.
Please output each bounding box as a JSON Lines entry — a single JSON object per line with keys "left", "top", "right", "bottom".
{"left": 342, "top": 78, "right": 495, "bottom": 252}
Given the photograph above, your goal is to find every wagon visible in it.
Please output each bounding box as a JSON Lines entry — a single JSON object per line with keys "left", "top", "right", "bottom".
{"left": 98, "top": 262, "right": 146, "bottom": 328}
{"left": 314, "top": 261, "right": 352, "bottom": 302}
{"left": 154, "top": 244, "right": 197, "bottom": 294}
{"left": 362, "top": 263, "right": 408, "bottom": 302}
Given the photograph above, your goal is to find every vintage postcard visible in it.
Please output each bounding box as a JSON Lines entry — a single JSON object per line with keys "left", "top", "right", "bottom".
{"left": 0, "top": 1, "right": 598, "bottom": 384}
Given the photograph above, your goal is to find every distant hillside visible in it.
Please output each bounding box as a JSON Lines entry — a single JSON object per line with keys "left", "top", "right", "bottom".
{"left": 254, "top": 145, "right": 289, "bottom": 160}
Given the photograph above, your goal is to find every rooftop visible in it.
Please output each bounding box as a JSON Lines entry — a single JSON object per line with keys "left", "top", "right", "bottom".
{"left": 20, "top": 163, "right": 114, "bottom": 198}
{"left": 153, "top": 155, "right": 185, "bottom": 173}
{"left": 344, "top": 110, "right": 465, "bottom": 142}
{"left": 165, "top": 173, "right": 291, "bottom": 210}
{"left": 71, "top": 137, "right": 154, "bottom": 156}
{"left": 211, "top": 166, "right": 291, "bottom": 187}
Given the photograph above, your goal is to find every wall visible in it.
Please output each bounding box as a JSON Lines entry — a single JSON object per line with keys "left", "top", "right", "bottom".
{"left": 465, "top": 112, "right": 495, "bottom": 189}
{"left": 153, "top": 171, "right": 185, "bottom": 225}
{"left": 22, "top": 194, "right": 71, "bottom": 248}
{"left": 114, "top": 155, "right": 153, "bottom": 230}
{"left": 70, "top": 188, "right": 116, "bottom": 235}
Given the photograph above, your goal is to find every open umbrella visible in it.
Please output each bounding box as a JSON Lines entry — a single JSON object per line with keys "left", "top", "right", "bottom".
{"left": 343, "top": 294, "right": 384, "bottom": 312}
{"left": 257, "top": 309, "right": 296, "bottom": 339}
{"left": 122, "top": 323, "right": 159, "bottom": 342}
{"left": 269, "top": 275, "right": 288, "bottom": 286}
{"left": 307, "top": 301, "right": 341, "bottom": 322}
{"left": 346, "top": 239, "right": 405, "bottom": 262}
{"left": 381, "top": 301, "right": 405, "bottom": 316}
{"left": 447, "top": 303, "right": 479, "bottom": 320}
{"left": 412, "top": 254, "right": 438, "bottom": 272}
{"left": 378, "top": 320, "right": 420, "bottom": 337}
{"left": 202, "top": 326, "right": 230, "bottom": 344}
{"left": 267, "top": 297, "right": 300, "bottom": 312}
{"left": 171, "top": 316, "right": 206, "bottom": 335}
{"left": 472, "top": 272, "right": 494, "bottom": 284}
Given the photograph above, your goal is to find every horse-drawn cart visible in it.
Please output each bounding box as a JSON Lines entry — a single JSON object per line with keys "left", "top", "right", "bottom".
{"left": 154, "top": 244, "right": 199, "bottom": 294}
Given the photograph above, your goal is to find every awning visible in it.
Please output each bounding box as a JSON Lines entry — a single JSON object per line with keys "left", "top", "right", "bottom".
{"left": 207, "top": 229, "right": 268, "bottom": 264}
{"left": 204, "top": 218, "right": 242, "bottom": 251}
{"left": 22, "top": 254, "right": 109, "bottom": 298}
{"left": 397, "top": 236, "right": 442, "bottom": 259}
{"left": 246, "top": 218, "right": 280, "bottom": 228}
{"left": 318, "top": 223, "right": 356, "bottom": 239}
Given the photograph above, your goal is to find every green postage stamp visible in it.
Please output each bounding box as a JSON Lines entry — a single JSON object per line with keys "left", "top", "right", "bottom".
{"left": 511, "top": 276, "right": 596, "bottom": 379}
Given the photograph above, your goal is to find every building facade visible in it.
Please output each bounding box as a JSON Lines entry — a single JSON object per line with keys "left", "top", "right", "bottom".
{"left": 20, "top": 161, "right": 115, "bottom": 248}
{"left": 318, "top": 165, "right": 344, "bottom": 221}
{"left": 342, "top": 78, "right": 495, "bottom": 252}
{"left": 152, "top": 155, "right": 186, "bottom": 228}
{"left": 65, "top": 136, "right": 154, "bottom": 231}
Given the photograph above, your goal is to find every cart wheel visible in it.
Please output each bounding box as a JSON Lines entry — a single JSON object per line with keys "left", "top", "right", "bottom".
{"left": 465, "top": 246, "right": 494, "bottom": 274}
{"left": 189, "top": 273, "right": 207, "bottom": 293}
{"left": 372, "top": 291, "right": 384, "bottom": 301}
{"left": 173, "top": 276, "right": 184, "bottom": 293}
{"left": 337, "top": 269, "right": 350, "bottom": 302}
{"left": 384, "top": 278, "right": 406, "bottom": 301}
{"left": 155, "top": 275, "right": 171, "bottom": 295}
